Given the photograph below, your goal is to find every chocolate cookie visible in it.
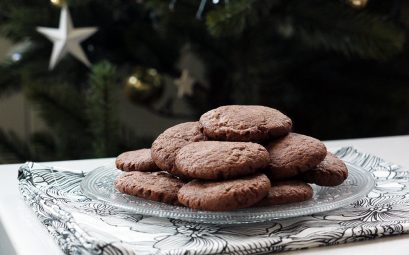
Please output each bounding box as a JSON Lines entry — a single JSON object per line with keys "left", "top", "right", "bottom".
{"left": 115, "top": 149, "right": 160, "bottom": 172}
{"left": 256, "top": 180, "right": 313, "bottom": 206}
{"left": 115, "top": 171, "right": 185, "bottom": 205}
{"left": 199, "top": 105, "right": 292, "bottom": 142}
{"left": 266, "top": 133, "right": 327, "bottom": 180}
{"left": 301, "top": 152, "right": 348, "bottom": 186}
{"left": 178, "top": 173, "right": 271, "bottom": 211}
{"left": 151, "top": 122, "right": 207, "bottom": 176}
{"left": 175, "top": 141, "right": 269, "bottom": 180}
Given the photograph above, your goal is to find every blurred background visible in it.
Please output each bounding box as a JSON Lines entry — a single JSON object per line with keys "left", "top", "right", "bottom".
{"left": 0, "top": 0, "right": 409, "bottom": 163}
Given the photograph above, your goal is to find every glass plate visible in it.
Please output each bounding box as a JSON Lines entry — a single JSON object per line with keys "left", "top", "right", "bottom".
{"left": 80, "top": 162, "right": 375, "bottom": 224}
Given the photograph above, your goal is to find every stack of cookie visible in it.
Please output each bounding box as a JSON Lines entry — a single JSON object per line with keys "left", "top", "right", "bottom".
{"left": 115, "top": 105, "right": 348, "bottom": 211}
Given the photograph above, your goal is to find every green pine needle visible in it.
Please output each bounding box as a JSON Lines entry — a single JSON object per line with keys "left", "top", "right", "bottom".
{"left": 287, "top": 1, "right": 405, "bottom": 59}
{"left": 206, "top": 0, "right": 256, "bottom": 37}
{"left": 0, "top": 129, "right": 31, "bottom": 163}
{"left": 86, "top": 61, "right": 119, "bottom": 158}
{"left": 25, "top": 82, "right": 90, "bottom": 159}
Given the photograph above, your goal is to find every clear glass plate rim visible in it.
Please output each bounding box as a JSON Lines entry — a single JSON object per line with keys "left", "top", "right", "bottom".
{"left": 80, "top": 162, "right": 375, "bottom": 224}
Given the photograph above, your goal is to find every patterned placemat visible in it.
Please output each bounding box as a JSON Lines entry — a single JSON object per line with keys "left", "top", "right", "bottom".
{"left": 18, "top": 147, "right": 409, "bottom": 255}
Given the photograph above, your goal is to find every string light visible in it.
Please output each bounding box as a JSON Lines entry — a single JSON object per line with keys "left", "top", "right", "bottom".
{"left": 50, "top": 0, "right": 66, "bottom": 7}
{"left": 347, "top": 0, "right": 368, "bottom": 9}
{"left": 169, "top": 0, "right": 224, "bottom": 19}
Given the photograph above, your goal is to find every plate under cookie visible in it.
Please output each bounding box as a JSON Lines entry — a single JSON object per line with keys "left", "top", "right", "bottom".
{"left": 80, "top": 162, "right": 375, "bottom": 224}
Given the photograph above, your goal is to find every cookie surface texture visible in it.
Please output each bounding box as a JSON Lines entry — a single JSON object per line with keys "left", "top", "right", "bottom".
{"left": 175, "top": 141, "right": 269, "bottom": 180}
{"left": 301, "top": 152, "right": 348, "bottom": 186}
{"left": 266, "top": 133, "right": 327, "bottom": 180}
{"left": 199, "top": 105, "right": 292, "bottom": 142}
{"left": 177, "top": 173, "right": 271, "bottom": 211}
{"left": 115, "top": 149, "right": 159, "bottom": 172}
{"left": 151, "top": 122, "right": 207, "bottom": 176}
{"left": 256, "top": 180, "right": 313, "bottom": 206}
{"left": 115, "top": 171, "right": 185, "bottom": 205}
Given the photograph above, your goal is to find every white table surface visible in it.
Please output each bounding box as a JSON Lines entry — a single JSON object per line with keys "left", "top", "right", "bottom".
{"left": 1, "top": 135, "right": 409, "bottom": 255}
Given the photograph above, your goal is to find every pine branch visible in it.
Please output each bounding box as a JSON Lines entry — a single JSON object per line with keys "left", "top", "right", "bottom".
{"left": 25, "top": 82, "right": 91, "bottom": 159}
{"left": 287, "top": 1, "right": 405, "bottom": 59}
{"left": 29, "top": 131, "right": 57, "bottom": 161}
{"left": 0, "top": 4, "right": 53, "bottom": 42}
{"left": 86, "top": 61, "right": 119, "bottom": 157}
{"left": 206, "top": 0, "right": 256, "bottom": 37}
{"left": 0, "top": 62, "right": 21, "bottom": 98}
{"left": 25, "top": 83, "right": 87, "bottom": 128}
{"left": 0, "top": 129, "right": 31, "bottom": 163}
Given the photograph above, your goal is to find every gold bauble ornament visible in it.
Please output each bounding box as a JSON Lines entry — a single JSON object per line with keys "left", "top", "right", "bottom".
{"left": 125, "top": 67, "right": 164, "bottom": 104}
{"left": 50, "top": 0, "right": 66, "bottom": 7}
{"left": 347, "top": 0, "right": 368, "bottom": 9}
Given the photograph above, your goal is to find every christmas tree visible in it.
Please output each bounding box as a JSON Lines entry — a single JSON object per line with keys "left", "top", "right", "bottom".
{"left": 1, "top": 0, "right": 409, "bottom": 163}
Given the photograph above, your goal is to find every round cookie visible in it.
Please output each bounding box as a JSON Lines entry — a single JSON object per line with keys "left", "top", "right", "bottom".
{"left": 301, "top": 152, "right": 348, "bottom": 186}
{"left": 266, "top": 133, "right": 327, "bottom": 180}
{"left": 256, "top": 180, "right": 313, "bottom": 206}
{"left": 151, "top": 122, "right": 207, "bottom": 176}
{"left": 116, "top": 149, "right": 160, "bottom": 172}
{"left": 175, "top": 141, "right": 270, "bottom": 180}
{"left": 177, "top": 173, "right": 271, "bottom": 211}
{"left": 199, "top": 105, "right": 292, "bottom": 142}
{"left": 115, "top": 171, "right": 185, "bottom": 205}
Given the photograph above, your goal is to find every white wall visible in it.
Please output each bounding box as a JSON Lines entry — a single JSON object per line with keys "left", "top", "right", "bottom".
{"left": 0, "top": 38, "right": 38, "bottom": 139}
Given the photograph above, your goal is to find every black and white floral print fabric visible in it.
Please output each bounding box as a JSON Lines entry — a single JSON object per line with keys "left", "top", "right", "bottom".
{"left": 18, "top": 147, "right": 409, "bottom": 255}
